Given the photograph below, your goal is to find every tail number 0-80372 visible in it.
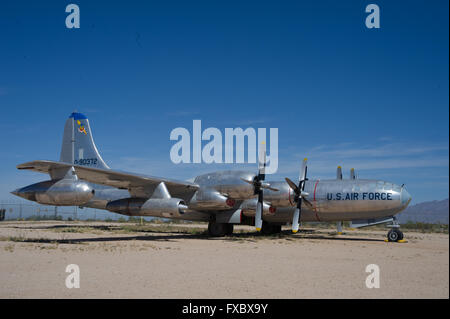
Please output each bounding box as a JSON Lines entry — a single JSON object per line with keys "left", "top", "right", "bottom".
{"left": 74, "top": 158, "right": 98, "bottom": 166}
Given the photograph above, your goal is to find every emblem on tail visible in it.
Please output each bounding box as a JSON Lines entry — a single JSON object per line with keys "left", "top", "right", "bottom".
{"left": 77, "top": 120, "right": 87, "bottom": 135}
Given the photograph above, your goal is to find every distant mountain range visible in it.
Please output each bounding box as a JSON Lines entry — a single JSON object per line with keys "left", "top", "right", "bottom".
{"left": 397, "top": 198, "right": 449, "bottom": 224}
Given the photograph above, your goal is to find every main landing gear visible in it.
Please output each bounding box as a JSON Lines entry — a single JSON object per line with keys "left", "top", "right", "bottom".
{"left": 260, "top": 221, "right": 282, "bottom": 235}
{"left": 386, "top": 217, "right": 404, "bottom": 242}
{"left": 207, "top": 221, "right": 233, "bottom": 237}
{"left": 207, "top": 221, "right": 282, "bottom": 237}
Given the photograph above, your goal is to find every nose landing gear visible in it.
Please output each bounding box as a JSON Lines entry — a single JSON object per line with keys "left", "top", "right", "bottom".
{"left": 386, "top": 217, "right": 405, "bottom": 242}
{"left": 387, "top": 228, "right": 404, "bottom": 242}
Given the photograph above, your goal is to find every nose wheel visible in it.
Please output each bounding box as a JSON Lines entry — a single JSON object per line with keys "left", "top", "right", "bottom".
{"left": 386, "top": 217, "right": 405, "bottom": 242}
{"left": 387, "top": 228, "right": 404, "bottom": 242}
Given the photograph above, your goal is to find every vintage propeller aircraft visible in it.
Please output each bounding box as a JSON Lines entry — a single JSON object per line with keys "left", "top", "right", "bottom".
{"left": 12, "top": 112, "right": 412, "bottom": 242}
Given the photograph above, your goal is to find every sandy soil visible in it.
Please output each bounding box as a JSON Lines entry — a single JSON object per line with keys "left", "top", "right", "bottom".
{"left": 0, "top": 221, "right": 448, "bottom": 299}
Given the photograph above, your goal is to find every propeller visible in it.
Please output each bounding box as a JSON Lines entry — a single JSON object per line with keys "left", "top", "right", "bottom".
{"left": 285, "top": 158, "right": 311, "bottom": 233}
{"left": 240, "top": 143, "right": 278, "bottom": 231}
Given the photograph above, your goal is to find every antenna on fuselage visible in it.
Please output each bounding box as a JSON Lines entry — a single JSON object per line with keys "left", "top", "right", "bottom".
{"left": 336, "top": 166, "right": 342, "bottom": 180}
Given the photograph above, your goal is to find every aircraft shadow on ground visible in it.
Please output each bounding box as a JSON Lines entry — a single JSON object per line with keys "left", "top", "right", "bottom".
{"left": 9, "top": 224, "right": 124, "bottom": 231}
{"left": 7, "top": 224, "right": 385, "bottom": 244}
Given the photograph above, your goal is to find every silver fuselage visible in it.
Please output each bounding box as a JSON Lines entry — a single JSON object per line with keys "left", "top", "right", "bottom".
{"left": 84, "top": 170, "right": 411, "bottom": 223}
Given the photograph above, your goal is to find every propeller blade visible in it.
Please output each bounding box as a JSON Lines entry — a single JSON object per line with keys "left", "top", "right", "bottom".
{"left": 258, "top": 142, "right": 266, "bottom": 179}
{"left": 285, "top": 177, "right": 299, "bottom": 194}
{"left": 292, "top": 207, "right": 300, "bottom": 233}
{"left": 303, "top": 198, "right": 313, "bottom": 207}
{"left": 292, "top": 196, "right": 303, "bottom": 233}
{"left": 261, "top": 182, "right": 279, "bottom": 192}
{"left": 252, "top": 141, "right": 273, "bottom": 232}
{"left": 240, "top": 177, "right": 254, "bottom": 185}
{"left": 299, "top": 158, "right": 308, "bottom": 183}
{"left": 255, "top": 191, "right": 263, "bottom": 231}
{"left": 264, "top": 185, "right": 279, "bottom": 192}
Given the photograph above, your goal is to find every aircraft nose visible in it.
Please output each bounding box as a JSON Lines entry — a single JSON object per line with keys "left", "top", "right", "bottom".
{"left": 401, "top": 188, "right": 412, "bottom": 207}
{"left": 11, "top": 188, "right": 20, "bottom": 197}
{"left": 11, "top": 188, "right": 27, "bottom": 200}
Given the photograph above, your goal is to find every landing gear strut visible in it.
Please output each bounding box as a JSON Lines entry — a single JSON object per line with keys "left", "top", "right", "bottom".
{"left": 386, "top": 217, "right": 404, "bottom": 242}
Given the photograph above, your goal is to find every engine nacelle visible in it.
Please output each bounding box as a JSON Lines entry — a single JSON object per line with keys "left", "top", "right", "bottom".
{"left": 188, "top": 189, "right": 235, "bottom": 211}
{"left": 194, "top": 171, "right": 257, "bottom": 200}
{"left": 15, "top": 179, "right": 94, "bottom": 206}
{"left": 141, "top": 198, "right": 188, "bottom": 218}
{"left": 106, "top": 197, "right": 187, "bottom": 218}
{"left": 240, "top": 198, "right": 276, "bottom": 217}
{"left": 105, "top": 197, "right": 147, "bottom": 215}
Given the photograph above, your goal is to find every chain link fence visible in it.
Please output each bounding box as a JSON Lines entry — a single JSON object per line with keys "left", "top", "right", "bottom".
{"left": 0, "top": 200, "right": 137, "bottom": 221}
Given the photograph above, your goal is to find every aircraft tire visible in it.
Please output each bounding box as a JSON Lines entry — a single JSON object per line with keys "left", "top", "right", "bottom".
{"left": 387, "top": 229, "right": 399, "bottom": 242}
{"left": 261, "top": 222, "right": 274, "bottom": 235}
{"left": 261, "top": 223, "right": 282, "bottom": 235}
{"left": 394, "top": 229, "right": 404, "bottom": 240}
{"left": 225, "top": 224, "right": 234, "bottom": 236}
{"left": 272, "top": 225, "right": 282, "bottom": 233}
{"left": 208, "top": 221, "right": 227, "bottom": 237}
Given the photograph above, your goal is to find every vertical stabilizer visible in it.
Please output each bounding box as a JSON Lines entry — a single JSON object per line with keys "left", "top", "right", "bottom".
{"left": 60, "top": 112, "right": 109, "bottom": 170}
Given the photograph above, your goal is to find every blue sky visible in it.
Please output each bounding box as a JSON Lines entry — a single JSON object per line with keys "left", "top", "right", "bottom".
{"left": 0, "top": 0, "right": 448, "bottom": 205}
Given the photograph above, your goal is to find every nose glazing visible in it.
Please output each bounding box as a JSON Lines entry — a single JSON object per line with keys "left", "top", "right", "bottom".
{"left": 401, "top": 188, "right": 412, "bottom": 207}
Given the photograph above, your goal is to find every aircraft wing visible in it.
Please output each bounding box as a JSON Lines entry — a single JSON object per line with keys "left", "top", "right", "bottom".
{"left": 17, "top": 160, "right": 199, "bottom": 198}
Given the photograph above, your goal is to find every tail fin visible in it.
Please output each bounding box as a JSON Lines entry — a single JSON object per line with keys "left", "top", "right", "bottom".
{"left": 60, "top": 112, "right": 109, "bottom": 170}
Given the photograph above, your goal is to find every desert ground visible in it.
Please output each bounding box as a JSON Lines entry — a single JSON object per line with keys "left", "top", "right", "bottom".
{"left": 0, "top": 220, "right": 448, "bottom": 299}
